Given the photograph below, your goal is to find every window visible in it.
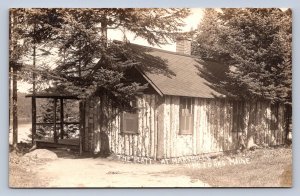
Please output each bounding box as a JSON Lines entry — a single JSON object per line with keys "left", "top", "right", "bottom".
{"left": 179, "top": 97, "right": 193, "bottom": 135}
{"left": 121, "top": 99, "right": 139, "bottom": 134}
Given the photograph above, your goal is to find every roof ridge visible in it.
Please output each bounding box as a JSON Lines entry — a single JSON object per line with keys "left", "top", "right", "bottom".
{"left": 114, "top": 40, "right": 201, "bottom": 59}
{"left": 133, "top": 42, "right": 200, "bottom": 58}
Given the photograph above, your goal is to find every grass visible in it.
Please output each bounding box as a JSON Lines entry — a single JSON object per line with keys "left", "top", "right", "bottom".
{"left": 165, "top": 147, "right": 292, "bottom": 187}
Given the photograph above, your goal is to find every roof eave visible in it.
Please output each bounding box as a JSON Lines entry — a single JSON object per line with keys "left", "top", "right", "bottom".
{"left": 134, "top": 68, "right": 164, "bottom": 97}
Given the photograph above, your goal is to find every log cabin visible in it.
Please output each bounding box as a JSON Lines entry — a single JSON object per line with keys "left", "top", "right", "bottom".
{"left": 80, "top": 39, "right": 291, "bottom": 161}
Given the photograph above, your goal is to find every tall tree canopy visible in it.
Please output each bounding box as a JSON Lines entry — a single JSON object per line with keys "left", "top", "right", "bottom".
{"left": 192, "top": 8, "right": 292, "bottom": 104}
{"left": 11, "top": 8, "right": 190, "bottom": 111}
{"left": 50, "top": 8, "right": 190, "bottom": 110}
{"left": 9, "top": 9, "right": 63, "bottom": 148}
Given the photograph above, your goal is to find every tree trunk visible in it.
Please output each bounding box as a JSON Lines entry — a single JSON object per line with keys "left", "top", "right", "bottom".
{"left": 96, "top": 18, "right": 110, "bottom": 157}
{"left": 9, "top": 66, "right": 11, "bottom": 129}
{"left": 99, "top": 93, "right": 110, "bottom": 157}
{"left": 100, "top": 17, "right": 108, "bottom": 46}
{"left": 32, "top": 21, "right": 37, "bottom": 94}
{"left": 12, "top": 66, "right": 18, "bottom": 150}
{"left": 284, "top": 104, "right": 292, "bottom": 144}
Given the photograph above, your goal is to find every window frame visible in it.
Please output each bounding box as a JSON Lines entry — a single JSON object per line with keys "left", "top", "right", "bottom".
{"left": 179, "top": 97, "right": 194, "bottom": 135}
{"left": 120, "top": 99, "right": 139, "bottom": 135}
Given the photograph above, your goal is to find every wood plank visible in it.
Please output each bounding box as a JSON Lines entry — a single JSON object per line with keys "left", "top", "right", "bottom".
{"left": 199, "top": 99, "right": 204, "bottom": 154}
{"left": 129, "top": 133, "right": 133, "bottom": 156}
{"left": 53, "top": 98, "right": 58, "bottom": 143}
{"left": 31, "top": 97, "right": 37, "bottom": 144}
{"left": 205, "top": 100, "right": 209, "bottom": 153}
{"left": 174, "top": 97, "right": 180, "bottom": 157}
{"left": 36, "top": 141, "right": 79, "bottom": 150}
{"left": 146, "top": 95, "right": 151, "bottom": 157}
{"left": 263, "top": 102, "right": 267, "bottom": 144}
{"left": 164, "top": 96, "right": 170, "bottom": 158}
{"left": 117, "top": 114, "right": 122, "bottom": 154}
{"left": 168, "top": 96, "right": 173, "bottom": 158}
{"left": 156, "top": 97, "right": 165, "bottom": 159}
{"left": 137, "top": 97, "right": 142, "bottom": 157}
{"left": 280, "top": 104, "right": 285, "bottom": 144}
{"left": 60, "top": 98, "right": 64, "bottom": 139}
{"left": 193, "top": 98, "right": 198, "bottom": 155}
{"left": 220, "top": 99, "right": 225, "bottom": 152}
{"left": 154, "top": 95, "right": 158, "bottom": 160}
{"left": 266, "top": 103, "right": 271, "bottom": 146}
{"left": 150, "top": 95, "right": 155, "bottom": 158}
{"left": 79, "top": 101, "right": 85, "bottom": 152}
{"left": 212, "top": 100, "right": 216, "bottom": 152}
{"left": 223, "top": 100, "right": 228, "bottom": 151}
{"left": 171, "top": 97, "right": 175, "bottom": 157}
{"left": 217, "top": 100, "right": 221, "bottom": 152}
{"left": 208, "top": 100, "right": 213, "bottom": 153}
{"left": 229, "top": 101, "right": 234, "bottom": 150}
{"left": 125, "top": 134, "right": 129, "bottom": 156}
{"left": 141, "top": 96, "right": 146, "bottom": 157}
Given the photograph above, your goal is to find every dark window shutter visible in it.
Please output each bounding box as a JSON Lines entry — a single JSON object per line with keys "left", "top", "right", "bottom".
{"left": 122, "top": 112, "right": 139, "bottom": 134}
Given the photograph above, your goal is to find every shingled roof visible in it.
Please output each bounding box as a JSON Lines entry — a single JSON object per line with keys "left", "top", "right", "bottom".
{"left": 139, "top": 47, "right": 225, "bottom": 98}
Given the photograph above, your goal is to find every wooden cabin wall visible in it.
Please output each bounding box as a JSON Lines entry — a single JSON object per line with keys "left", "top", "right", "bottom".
{"left": 161, "top": 96, "right": 288, "bottom": 158}
{"left": 83, "top": 94, "right": 161, "bottom": 159}
{"left": 83, "top": 94, "right": 289, "bottom": 160}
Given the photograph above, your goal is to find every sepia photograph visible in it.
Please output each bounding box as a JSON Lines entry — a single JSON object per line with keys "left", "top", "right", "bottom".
{"left": 9, "top": 8, "right": 292, "bottom": 188}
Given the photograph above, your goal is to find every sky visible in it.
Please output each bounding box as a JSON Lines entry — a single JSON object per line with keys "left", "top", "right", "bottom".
{"left": 107, "top": 8, "right": 204, "bottom": 52}
{"left": 17, "top": 8, "right": 204, "bottom": 93}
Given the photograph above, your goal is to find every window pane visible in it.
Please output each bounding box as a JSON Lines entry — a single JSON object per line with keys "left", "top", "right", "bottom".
{"left": 179, "top": 97, "right": 193, "bottom": 135}
{"left": 122, "top": 112, "right": 138, "bottom": 134}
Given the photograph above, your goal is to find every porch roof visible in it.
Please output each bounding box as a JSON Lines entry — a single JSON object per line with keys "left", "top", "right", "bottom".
{"left": 25, "top": 93, "right": 79, "bottom": 99}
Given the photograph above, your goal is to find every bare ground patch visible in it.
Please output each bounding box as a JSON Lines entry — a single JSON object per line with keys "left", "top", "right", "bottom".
{"left": 163, "top": 147, "right": 292, "bottom": 187}
{"left": 9, "top": 146, "right": 291, "bottom": 188}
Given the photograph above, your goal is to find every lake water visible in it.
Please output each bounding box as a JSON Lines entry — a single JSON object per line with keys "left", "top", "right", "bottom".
{"left": 9, "top": 123, "right": 32, "bottom": 144}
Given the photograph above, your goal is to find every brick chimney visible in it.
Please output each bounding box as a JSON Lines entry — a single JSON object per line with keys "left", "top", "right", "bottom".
{"left": 176, "top": 37, "right": 192, "bottom": 55}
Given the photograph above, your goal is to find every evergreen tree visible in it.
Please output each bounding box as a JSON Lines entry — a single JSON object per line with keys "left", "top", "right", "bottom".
{"left": 193, "top": 8, "right": 292, "bottom": 104}
{"left": 52, "top": 8, "right": 190, "bottom": 111}
{"left": 48, "top": 8, "right": 191, "bottom": 155}
{"left": 9, "top": 9, "right": 63, "bottom": 148}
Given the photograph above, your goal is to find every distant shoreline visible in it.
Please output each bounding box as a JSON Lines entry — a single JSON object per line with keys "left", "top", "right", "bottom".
{"left": 9, "top": 118, "right": 31, "bottom": 125}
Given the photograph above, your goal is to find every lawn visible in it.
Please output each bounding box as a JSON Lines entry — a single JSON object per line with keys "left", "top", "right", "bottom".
{"left": 165, "top": 146, "right": 292, "bottom": 187}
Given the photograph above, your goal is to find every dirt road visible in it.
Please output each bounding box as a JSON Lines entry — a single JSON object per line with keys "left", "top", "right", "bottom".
{"left": 35, "top": 156, "right": 210, "bottom": 187}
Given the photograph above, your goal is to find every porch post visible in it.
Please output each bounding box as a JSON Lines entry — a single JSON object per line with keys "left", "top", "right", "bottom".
{"left": 31, "top": 97, "right": 36, "bottom": 144}
{"left": 60, "top": 98, "right": 64, "bottom": 139}
{"left": 79, "top": 101, "right": 84, "bottom": 155}
{"left": 53, "top": 98, "right": 58, "bottom": 143}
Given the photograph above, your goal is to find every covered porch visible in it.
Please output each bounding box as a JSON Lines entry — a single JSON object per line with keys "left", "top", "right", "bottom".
{"left": 26, "top": 93, "right": 83, "bottom": 153}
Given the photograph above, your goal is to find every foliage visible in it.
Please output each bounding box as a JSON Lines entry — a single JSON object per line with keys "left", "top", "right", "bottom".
{"left": 193, "top": 8, "right": 292, "bottom": 104}
{"left": 10, "top": 8, "right": 190, "bottom": 144}
{"left": 49, "top": 8, "right": 190, "bottom": 111}
{"left": 37, "top": 99, "right": 80, "bottom": 139}
{"left": 10, "top": 8, "right": 64, "bottom": 89}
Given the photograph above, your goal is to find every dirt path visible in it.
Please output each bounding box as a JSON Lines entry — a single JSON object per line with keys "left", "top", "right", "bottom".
{"left": 35, "top": 156, "right": 210, "bottom": 187}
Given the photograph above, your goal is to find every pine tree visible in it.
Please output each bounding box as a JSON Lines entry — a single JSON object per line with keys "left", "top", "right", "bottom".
{"left": 48, "top": 8, "right": 191, "bottom": 155}
{"left": 193, "top": 8, "right": 292, "bottom": 145}
{"left": 9, "top": 9, "right": 63, "bottom": 148}
{"left": 52, "top": 8, "right": 190, "bottom": 110}
{"left": 193, "top": 8, "right": 292, "bottom": 104}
